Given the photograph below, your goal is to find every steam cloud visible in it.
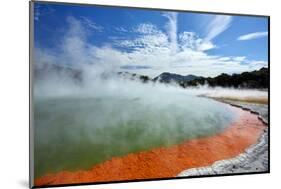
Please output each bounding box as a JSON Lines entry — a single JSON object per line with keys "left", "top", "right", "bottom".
{"left": 33, "top": 16, "right": 268, "bottom": 178}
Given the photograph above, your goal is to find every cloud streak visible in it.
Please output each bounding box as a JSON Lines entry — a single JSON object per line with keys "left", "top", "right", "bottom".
{"left": 205, "top": 15, "right": 232, "bottom": 41}
{"left": 163, "top": 12, "right": 178, "bottom": 53}
{"left": 237, "top": 31, "right": 268, "bottom": 41}
{"left": 81, "top": 16, "right": 103, "bottom": 32}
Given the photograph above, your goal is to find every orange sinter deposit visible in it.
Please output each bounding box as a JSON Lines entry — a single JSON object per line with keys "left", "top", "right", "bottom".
{"left": 35, "top": 105, "right": 266, "bottom": 186}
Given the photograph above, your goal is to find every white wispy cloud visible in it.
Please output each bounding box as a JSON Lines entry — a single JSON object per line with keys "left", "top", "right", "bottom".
{"left": 232, "top": 56, "right": 246, "bottom": 62}
{"left": 134, "top": 23, "right": 160, "bottom": 35}
{"left": 162, "top": 12, "right": 178, "bottom": 53}
{"left": 81, "top": 16, "right": 103, "bottom": 32}
{"left": 117, "top": 32, "right": 169, "bottom": 49}
{"left": 205, "top": 15, "right": 232, "bottom": 41}
{"left": 179, "top": 32, "right": 216, "bottom": 51}
{"left": 114, "top": 27, "right": 129, "bottom": 33}
{"left": 237, "top": 31, "right": 268, "bottom": 41}
{"left": 36, "top": 16, "right": 267, "bottom": 78}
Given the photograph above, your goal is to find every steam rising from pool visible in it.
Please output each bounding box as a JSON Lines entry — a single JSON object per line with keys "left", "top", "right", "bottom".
{"left": 32, "top": 17, "right": 266, "bottom": 178}
{"left": 33, "top": 69, "right": 241, "bottom": 178}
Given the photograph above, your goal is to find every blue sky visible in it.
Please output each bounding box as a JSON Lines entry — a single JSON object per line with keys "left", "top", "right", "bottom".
{"left": 33, "top": 2, "right": 268, "bottom": 77}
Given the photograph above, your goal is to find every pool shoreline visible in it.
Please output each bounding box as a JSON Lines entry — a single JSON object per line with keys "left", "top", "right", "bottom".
{"left": 34, "top": 99, "right": 267, "bottom": 187}
{"left": 177, "top": 98, "right": 268, "bottom": 177}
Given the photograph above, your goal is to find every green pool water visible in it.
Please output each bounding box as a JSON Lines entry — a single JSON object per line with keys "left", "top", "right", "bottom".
{"left": 33, "top": 92, "right": 236, "bottom": 178}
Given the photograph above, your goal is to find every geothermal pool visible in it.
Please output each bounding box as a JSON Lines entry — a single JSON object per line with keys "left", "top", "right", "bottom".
{"left": 33, "top": 90, "right": 237, "bottom": 178}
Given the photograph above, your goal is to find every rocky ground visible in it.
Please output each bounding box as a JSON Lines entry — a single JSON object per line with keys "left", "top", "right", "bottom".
{"left": 177, "top": 100, "right": 269, "bottom": 177}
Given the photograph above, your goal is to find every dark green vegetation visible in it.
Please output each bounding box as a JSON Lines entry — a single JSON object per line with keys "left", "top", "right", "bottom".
{"left": 118, "top": 67, "right": 268, "bottom": 89}
{"left": 181, "top": 67, "right": 269, "bottom": 89}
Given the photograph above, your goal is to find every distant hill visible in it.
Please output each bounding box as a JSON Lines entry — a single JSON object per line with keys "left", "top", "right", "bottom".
{"left": 183, "top": 67, "right": 269, "bottom": 89}
{"left": 153, "top": 72, "right": 201, "bottom": 83}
